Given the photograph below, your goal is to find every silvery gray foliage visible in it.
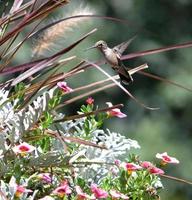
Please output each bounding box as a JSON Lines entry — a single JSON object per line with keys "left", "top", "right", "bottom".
{"left": 77, "top": 129, "right": 140, "bottom": 183}
{"left": 58, "top": 117, "right": 85, "bottom": 137}
{"left": 0, "top": 87, "right": 62, "bottom": 173}
{"left": 1, "top": 87, "right": 56, "bottom": 143}
{"left": 85, "top": 129, "right": 140, "bottom": 163}
{"left": 0, "top": 88, "right": 13, "bottom": 128}
{"left": 0, "top": 151, "right": 6, "bottom": 177}
{"left": 53, "top": 117, "right": 140, "bottom": 183}
{"left": 0, "top": 88, "right": 15, "bottom": 152}
{"left": 28, "top": 151, "right": 70, "bottom": 167}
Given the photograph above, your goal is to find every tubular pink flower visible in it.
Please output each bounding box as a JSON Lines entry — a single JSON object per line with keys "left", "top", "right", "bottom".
{"left": 114, "top": 159, "right": 121, "bottom": 166}
{"left": 141, "top": 161, "right": 164, "bottom": 175}
{"left": 57, "top": 81, "right": 73, "bottom": 93}
{"left": 12, "top": 142, "right": 36, "bottom": 155}
{"left": 91, "top": 184, "right": 108, "bottom": 199}
{"left": 124, "top": 163, "right": 142, "bottom": 171}
{"left": 141, "top": 161, "right": 154, "bottom": 169}
{"left": 110, "top": 166, "right": 119, "bottom": 176}
{"left": 75, "top": 186, "right": 92, "bottom": 200}
{"left": 122, "top": 162, "right": 142, "bottom": 175}
{"left": 149, "top": 166, "right": 165, "bottom": 175}
{"left": 52, "top": 181, "right": 71, "bottom": 198}
{"left": 156, "top": 152, "right": 179, "bottom": 164}
{"left": 106, "top": 102, "right": 127, "bottom": 118}
{"left": 15, "top": 185, "right": 32, "bottom": 198}
{"left": 37, "top": 173, "right": 52, "bottom": 184}
{"left": 86, "top": 97, "right": 94, "bottom": 105}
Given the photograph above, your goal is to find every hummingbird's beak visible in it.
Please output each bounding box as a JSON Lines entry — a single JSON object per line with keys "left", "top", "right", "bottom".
{"left": 84, "top": 45, "right": 96, "bottom": 51}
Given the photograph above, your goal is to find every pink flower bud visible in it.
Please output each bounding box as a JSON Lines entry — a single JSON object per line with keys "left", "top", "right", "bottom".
{"left": 57, "top": 82, "right": 73, "bottom": 93}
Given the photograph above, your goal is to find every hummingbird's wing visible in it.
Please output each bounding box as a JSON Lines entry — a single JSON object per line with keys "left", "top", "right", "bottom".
{"left": 115, "top": 61, "right": 133, "bottom": 85}
{"left": 113, "top": 35, "right": 137, "bottom": 57}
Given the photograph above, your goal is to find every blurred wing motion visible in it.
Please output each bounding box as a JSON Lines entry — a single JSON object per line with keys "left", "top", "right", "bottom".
{"left": 113, "top": 35, "right": 137, "bottom": 57}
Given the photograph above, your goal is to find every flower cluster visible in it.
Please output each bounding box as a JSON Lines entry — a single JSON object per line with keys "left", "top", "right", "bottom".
{"left": 0, "top": 89, "right": 180, "bottom": 199}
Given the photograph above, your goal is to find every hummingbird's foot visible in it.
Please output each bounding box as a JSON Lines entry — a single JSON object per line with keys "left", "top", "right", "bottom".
{"left": 120, "top": 74, "right": 133, "bottom": 86}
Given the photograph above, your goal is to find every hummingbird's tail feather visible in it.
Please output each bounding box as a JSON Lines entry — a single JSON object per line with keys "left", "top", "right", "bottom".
{"left": 116, "top": 63, "right": 133, "bottom": 85}
{"left": 118, "top": 72, "right": 133, "bottom": 85}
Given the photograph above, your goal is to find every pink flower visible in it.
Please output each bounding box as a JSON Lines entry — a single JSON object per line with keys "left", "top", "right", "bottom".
{"left": 141, "top": 161, "right": 164, "bottom": 175}
{"left": 52, "top": 181, "right": 72, "bottom": 198}
{"left": 106, "top": 102, "right": 127, "bottom": 118}
{"left": 91, "top": 184, "right": 108, "bottom": 199}
{"left": 141, "top": 161, "right": 154, "bottom": 169}
{"left": 57, "top": 81, "right": 73, "bottom": 93}
{"left": 75, "top": 186, "right": 92, "bottom": 200}
{"left": 37, "top": 173, "right": 52, "bottom": 184}
{"left": 12, "top": 142, "right": 35, "bottom": 156}
{"left": 86, "top": 97, "right": 94, "bottom": 105}
{"left": 149, "top": 166, "right": 165, "bottom": 175}
{"left": 123, "top": 163, "right": 142, "bottom": 174}
{"left": 110, "top": 190, "right": 129, "bottom": 199}
{"left": 125, "top": 163, "right": 142, "bottom": 171}
{"left": 156, "top": 152, "right": 179, "bottom": 165}
{"left": 110, "top": 166, "right": 119, "bottom": 176}
{"left": 114, "top": 159, "right": 121, "bottom": 166}
{"left": 15, "top": 185, "right": 32, "bottom": 198}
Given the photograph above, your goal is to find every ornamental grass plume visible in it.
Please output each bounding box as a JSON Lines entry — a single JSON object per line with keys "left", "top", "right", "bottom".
{"left": 32, "top": 6, "right": 94, "bottom": 56}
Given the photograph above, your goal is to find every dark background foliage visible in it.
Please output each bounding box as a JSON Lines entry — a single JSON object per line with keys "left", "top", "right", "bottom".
{"left": 1, "top": 0, "right": 192, "bottom": 199}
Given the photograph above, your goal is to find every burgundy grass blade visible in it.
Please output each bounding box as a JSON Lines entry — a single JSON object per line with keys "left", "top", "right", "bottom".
{"left": 10, "top": 0, "right": 24, "bottom": 14}
{"left": 85, "top": 60, "right": 159, "bottom": 110}
{"left": 54, "top": 104, "right": 123, "bottom": 123}
{"left": 71, "top": 60, "right": 192, "bottom": 93}
{"left": 1, "top": 29, "right": 97, "bottom": 76}
{"left": 0, "top": 0, "right": 69, "bottom": 46}
{"left": 121, "top": 41, "right": 192, "bottom": 60}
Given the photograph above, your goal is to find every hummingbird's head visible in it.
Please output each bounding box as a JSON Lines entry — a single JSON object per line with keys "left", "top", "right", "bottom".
{"left": 85, "top": 40, "right": 108, "bottom": 51}
{"left": 94, "top": 40, "right": 108, "bottom": 50}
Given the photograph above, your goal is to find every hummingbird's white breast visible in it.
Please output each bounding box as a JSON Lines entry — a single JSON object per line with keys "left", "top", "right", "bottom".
{"left": 103, "top": 48, "right": 119, "bottom": 68}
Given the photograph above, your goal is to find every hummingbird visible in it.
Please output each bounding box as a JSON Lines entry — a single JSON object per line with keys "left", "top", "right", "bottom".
{"left": 86, "top": 37, "right": 136, "bottom": 85}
